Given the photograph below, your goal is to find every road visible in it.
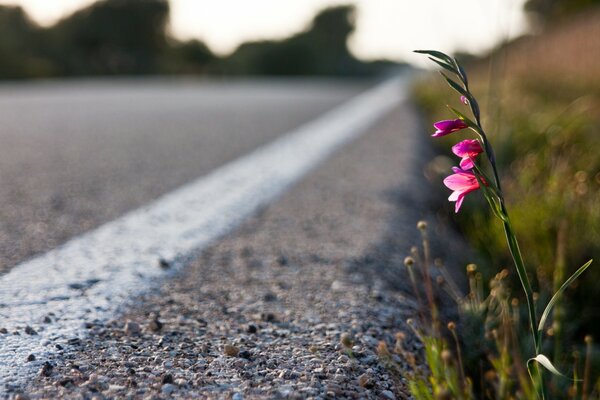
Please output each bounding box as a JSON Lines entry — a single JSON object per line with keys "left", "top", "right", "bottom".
{"left": 0, "top": 79, "right": 367, "bottom": 274}
{"left": 0, "top": 76, "right": 468, "bottom": 399}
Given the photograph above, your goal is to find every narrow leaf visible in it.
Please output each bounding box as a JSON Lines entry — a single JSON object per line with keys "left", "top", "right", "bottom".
{"left": 414, "top": 49, "right": 453, "bottom": 63}
{"left": 538, "top": 259, "right": 593, "bottom": 339}
{"left": 428, "top": 57, "right": 457, "bottom": 73}
{"left": 454, "top": 59, "right": 469, "bottom": 86}
{"left": 528, "top": 354, "right": 577, "bottom": 380}
{"left": 440, "top": 72, "right": 469, "bottom": 97}
{"left": 447, "top": 106, "right": 478, "bottom": 129}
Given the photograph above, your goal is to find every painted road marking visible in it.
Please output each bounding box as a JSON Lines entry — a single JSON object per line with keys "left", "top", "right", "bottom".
{"left": 0, "top": 76, "right": 408, "bottom": 392}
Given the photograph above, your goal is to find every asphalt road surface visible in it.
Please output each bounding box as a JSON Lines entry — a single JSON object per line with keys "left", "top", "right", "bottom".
{"left": 0, "top": 78, "right": 367, "bottom": 274}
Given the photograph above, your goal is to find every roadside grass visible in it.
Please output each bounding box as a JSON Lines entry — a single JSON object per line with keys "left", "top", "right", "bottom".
{"left": 405, "top": 66, "right": 600, "bottom": 398}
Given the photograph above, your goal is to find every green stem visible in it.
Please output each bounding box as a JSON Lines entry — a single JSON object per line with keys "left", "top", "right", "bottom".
{"left": 478, "top": 134, "right": 545, "bottom": 398}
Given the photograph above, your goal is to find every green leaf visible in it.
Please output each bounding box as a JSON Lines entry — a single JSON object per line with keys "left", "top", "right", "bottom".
{"left": 537, "top": 259, "right": 593, "bottom": 342}
{"left": 428, "top": 57, "right": 457, "bottom": 73}
{"left": 454, "top": 59, "right": 469, "bottom": 86}
{"left": 414, "top": 49, "right": 453, "bottom": 64}
{"left": 440, "top": 72, "right": 469, "bottom": 97}
{"left": 447, "top": 106, "right": 478, "bottom": 130}
{"left": 528, "top": 354, "right": 577, "bottom": 381}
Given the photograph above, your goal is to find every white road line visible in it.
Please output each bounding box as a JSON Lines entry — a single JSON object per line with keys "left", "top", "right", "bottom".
{"left": 0, "top": 76, "right": 408, "bottom": 392}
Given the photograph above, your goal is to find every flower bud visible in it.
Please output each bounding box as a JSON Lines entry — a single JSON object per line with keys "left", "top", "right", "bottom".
{"left": 404, "top": 256, "right": 415, "bottom": 266}
{"left": 417, "top": 220, "right": 427, "bottom": 230}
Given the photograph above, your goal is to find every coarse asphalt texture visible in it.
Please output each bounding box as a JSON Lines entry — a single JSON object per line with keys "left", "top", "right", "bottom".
{"left": 0, "top": 79, "right": 367, "bottom": 275}
{"left": 13, "top": 97, "right": 456, "bottom": 399}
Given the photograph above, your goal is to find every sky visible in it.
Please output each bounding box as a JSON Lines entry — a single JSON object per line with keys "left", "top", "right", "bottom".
{"left": 0, "top": 0, "right": 530, "bottom": 65}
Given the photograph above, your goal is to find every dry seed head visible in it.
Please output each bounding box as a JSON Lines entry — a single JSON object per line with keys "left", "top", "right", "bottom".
{"left": 511, "top": 298, "right": 519, "bottom": 307}
{"left": 395, "top": 332, "right": 406, "bottom": 342}
{"left": 441, "top": 349, "right": 452, "bottom": 363}
{"left": 417, "top": 220, "right": 427, "bottom": 230}
{"left": 466, "top": 264, "right": 477, "bottom": 274}
{"left": 377, "top": 341, "right": 390, "bottom": 357}
{"left": 533, "top": 292, "right": 540, "bottom": 301}
{"left": 585, "top": 335, "right": 593, "bottom": 344}
{"left": 447, "top": 321, "right": 456, "bottom": 331}
{"left": 499, "top": 269, "right": 509, "bottom": 279}
{"left": 404, "top": 256, "right": 415, "bottom": 267}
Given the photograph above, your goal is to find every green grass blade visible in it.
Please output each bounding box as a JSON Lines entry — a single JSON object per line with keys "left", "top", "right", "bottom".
{"left": 537, "top": 259, "right": 593, "bottom": 341}
{"left": 529, "top": 354, "right": 582, "bottom": 381}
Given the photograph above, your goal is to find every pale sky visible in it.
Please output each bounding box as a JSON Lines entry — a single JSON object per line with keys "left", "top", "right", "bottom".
{"left": 0, "top": 0, "right": 529, "bottom": 65}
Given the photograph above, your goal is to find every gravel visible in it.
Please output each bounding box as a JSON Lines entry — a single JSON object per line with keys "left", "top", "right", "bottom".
{"left": 10, "top": 102, "right": 464, "bottom": 399}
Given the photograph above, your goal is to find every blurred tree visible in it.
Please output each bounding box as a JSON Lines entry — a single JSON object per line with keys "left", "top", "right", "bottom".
{"left": 0, "top": 6, "right": 53, "bottom": 78}
{"left": 165, "top": 39, "right": 217, "bottom": 74}
{"left": 525, "top": 0, "right": 600, "bottom": 25}
{"left": 0, "top": 1, "right": 401, "bottom": 79}
{"left": 46, "top": 0, "right": 170, "bottom": 75}
{"left": 218, "top": 5, "right": 398, "bottom": 76}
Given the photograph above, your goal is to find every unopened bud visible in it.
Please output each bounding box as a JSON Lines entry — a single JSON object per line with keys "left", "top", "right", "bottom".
{"left": 447, "top": 321, "right": 456, "bottom": 331}
{"left": 585, "top": 335, "right": 593, "bottom": 344}
{"left": 417, "top": 220, "right": 427, "bottom": 230}
{"left": 404, "top": 256, "right": 415, "bottom": 267}
{"left": 466, "top": 264, "right": 477, "bottom": 274}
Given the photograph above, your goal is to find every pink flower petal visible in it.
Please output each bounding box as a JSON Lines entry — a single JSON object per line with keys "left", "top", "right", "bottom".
{"left": 432, "top": 119, "right": 468, "bottom": 137}
{"left": 452, "top": 139, "right": 482, "bottom": 158}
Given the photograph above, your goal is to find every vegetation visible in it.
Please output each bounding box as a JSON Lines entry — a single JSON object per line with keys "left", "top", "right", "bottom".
{"left": 410, "top": 48, "right": 599, "bottom": 398}
{"left": 0, "top": 0, "right": 400, "bottom": 79}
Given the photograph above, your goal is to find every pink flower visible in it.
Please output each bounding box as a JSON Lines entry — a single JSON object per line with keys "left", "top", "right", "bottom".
{"left": 443, "top": 167, "right": 481, "bottom": 213}
{"left": 460, "top": 95, "right": 469, "bottom": 105}
{"left": 432, "top": 119, "right": 468, "bottom": 137}
{"left": 452, "top": 139, "right": 483, "bottom": 170}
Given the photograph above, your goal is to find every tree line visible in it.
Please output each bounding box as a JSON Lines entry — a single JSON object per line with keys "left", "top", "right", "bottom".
{"left": 0, "top": 0, "right": 400, "bottom": 79}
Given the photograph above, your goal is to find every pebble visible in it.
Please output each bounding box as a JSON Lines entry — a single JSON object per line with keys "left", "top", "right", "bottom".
{"left": 24, "top": 326, "right": 38, "bottom": 335}
{"left": 124, "top": 321, "right": 141, "bottom": 336}
{"left": 358, "top": 373, "right": 374, "bottom": 389}
{"left": 39, "top": 361, "right": 53, "bottom": 377}
{"left": 223, "top": 344, "right": 239, "bottom": 357}
{"left": 148, "top": 318, "right": 163, "bottom": 332}
{"left": 381, "top": 390, "right": 396, "bottom": 400}
{"left": 161, "top": 383, "right": 176, "bottom": 394}
{"left": 26, "top": 354, "right": 36, "bottom": 362}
